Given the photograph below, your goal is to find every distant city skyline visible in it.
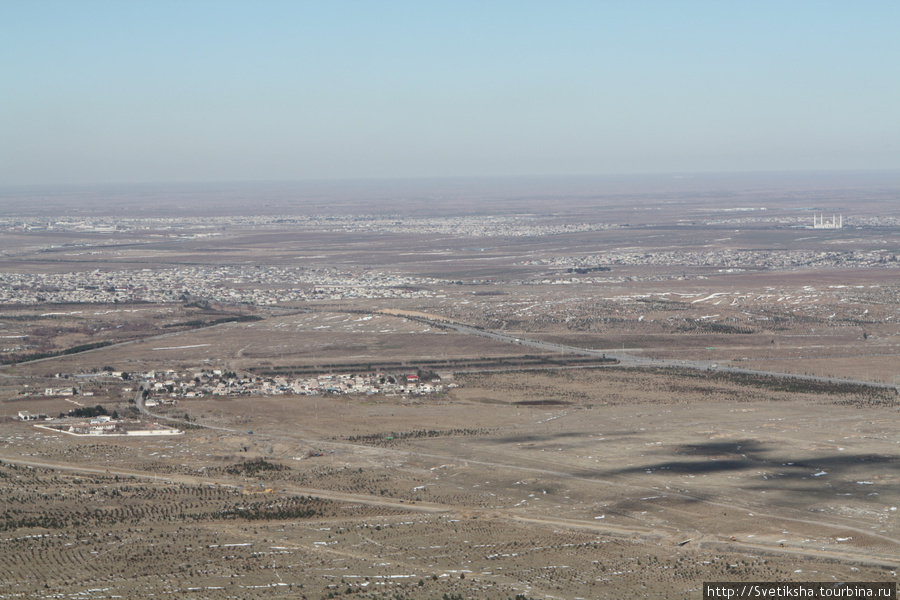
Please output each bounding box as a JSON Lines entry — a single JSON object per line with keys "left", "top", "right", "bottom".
{"left": 2, "top": 0, "right": 898, "bottom": 186}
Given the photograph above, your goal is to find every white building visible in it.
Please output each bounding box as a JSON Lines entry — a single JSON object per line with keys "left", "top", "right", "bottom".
{"left": 812, "top": 214, "right": 842, "bottom": 229}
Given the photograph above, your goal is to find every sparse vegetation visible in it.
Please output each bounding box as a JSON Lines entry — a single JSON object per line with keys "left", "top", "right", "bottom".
{"left": 62, "top": 405, "right": 110, "bottom": 419}
{"left": 2, "top": 341, "right": 115, "bottom": 365}
{"left": 1, "top": 182, "right": 899, "bottom": 599}
{"left": 224, "top": 458, "right": 288, "bottom": 476}
{"left": 342, "top": 428, "right": 494, "bottom": 445}
{"left": 163, "top": 315, "right": 262, "bottom": 329}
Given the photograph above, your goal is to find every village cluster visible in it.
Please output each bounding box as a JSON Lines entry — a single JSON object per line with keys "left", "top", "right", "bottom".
{"left": 528, "top": 248, "right": 900, "bottom": 274}
{"left": 22, "top": 367, "right": 448, "bottom": 405}
{"left": 16, "top": 367, "right": 447, "bottom": 436}
{"left": 0, "top": 265, "right": 446, "bottom": 305}
{"left": 11, "top": 212, "right": 900, "bottom": 240}
{"left": 141, "top": 367, "right": 447, "bottom": 399}
{"left": 5, "top": 248, "right": 898, "bottom": 308}
{"left": 0, "top": 213, "right": 620, "bottom": 237}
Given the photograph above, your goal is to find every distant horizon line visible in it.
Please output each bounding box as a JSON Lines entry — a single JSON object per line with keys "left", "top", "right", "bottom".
{"left": 2, "top": 168, "right": 899, "bottom": 190}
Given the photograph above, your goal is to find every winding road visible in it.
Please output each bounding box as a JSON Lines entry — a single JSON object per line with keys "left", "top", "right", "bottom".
{"left": 5, "top": 309, "right": 898, "bottom": 572}
{"left": 399, "top": 313, "right": 900, "bottom": 393}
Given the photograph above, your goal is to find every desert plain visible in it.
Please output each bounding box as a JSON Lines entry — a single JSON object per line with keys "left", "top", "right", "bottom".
{"left": 0, "top": 174, "right": 898, "bottom": 599}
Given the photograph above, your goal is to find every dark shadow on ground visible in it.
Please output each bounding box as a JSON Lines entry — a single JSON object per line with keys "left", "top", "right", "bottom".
{"left": 574, "top": 440, "right": 899, "bottom": 489}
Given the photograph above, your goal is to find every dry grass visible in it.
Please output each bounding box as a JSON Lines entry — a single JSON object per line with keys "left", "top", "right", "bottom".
{"left": 2, "top": 364, "right": 898, "bottom": 599}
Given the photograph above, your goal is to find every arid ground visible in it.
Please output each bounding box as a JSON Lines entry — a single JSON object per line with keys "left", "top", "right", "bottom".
{"left": 1, "top": 174, "right": 898, "bottom": 599}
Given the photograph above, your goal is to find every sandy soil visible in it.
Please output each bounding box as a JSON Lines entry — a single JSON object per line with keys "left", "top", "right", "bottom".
{"left": 1, "top": 366, "right": 897, "bottom": 599}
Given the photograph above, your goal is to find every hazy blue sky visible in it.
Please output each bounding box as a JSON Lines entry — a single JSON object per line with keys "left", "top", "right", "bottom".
{"left": 2, "top": 1, "right": 898, "bottom": 185}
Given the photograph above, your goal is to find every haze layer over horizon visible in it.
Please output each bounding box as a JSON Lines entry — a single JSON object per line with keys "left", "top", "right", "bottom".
{"left": 2, "top": 1, "right": 898, "bottom": 186}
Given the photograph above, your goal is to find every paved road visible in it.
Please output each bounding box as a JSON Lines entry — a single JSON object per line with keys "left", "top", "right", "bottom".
{"left": 4, "top": 328, "right": 198, "bottom": 368}
{"left": 8, "top": 306, "right": 892, "bottom": 394}
{"left": 414, "top": 316, "right": 899, "bottom": 393}
{"left": 2, "top": 453, "right": 895, "bottom": 569}
{"left": 5, "top": 307, "right": 897, "bottom": 570}
{"left": 133, "top": 385, "right": 240, "bottom": 434}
